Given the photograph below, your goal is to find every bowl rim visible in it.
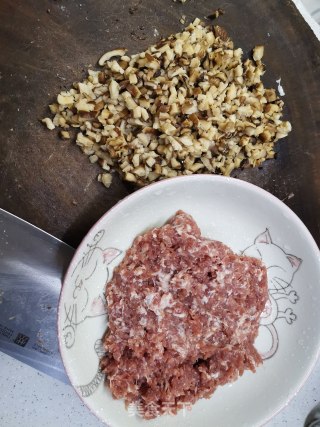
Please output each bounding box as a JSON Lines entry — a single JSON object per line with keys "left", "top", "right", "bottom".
{"left": 57, "top": 174, "right": 320, "bottom": 427}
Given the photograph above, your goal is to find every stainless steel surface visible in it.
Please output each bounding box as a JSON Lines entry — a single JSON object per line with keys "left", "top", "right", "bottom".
{"left": 0, "top": 209, "right": 74, "bottom": 383}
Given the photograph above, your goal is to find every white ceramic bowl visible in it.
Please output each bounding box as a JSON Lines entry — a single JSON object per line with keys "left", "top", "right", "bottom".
{"left": 58, "top": 175, "right": 320, "bottom": 427}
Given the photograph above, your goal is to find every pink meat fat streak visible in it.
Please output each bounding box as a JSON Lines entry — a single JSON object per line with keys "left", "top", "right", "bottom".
{"left": 101, "top": 210, "right": 268, "bottom": 419}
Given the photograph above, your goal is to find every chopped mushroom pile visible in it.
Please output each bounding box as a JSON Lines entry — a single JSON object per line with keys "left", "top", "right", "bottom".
{"left": 42, "top": 18, "right": 292, "bottom": 187}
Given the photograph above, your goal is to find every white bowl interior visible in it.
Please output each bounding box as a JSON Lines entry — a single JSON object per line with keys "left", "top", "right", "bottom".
{"left": 58, "top": 176, "right": 320, "bottom": 427}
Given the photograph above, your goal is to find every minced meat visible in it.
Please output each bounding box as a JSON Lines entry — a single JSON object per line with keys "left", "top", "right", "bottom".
{"left": 101, "top": 210, "right": 268, "bottom": 418}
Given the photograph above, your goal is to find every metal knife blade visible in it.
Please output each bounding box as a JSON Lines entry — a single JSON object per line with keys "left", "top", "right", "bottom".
{"left": 0, "top": 209, "right": 74, "bottom": 383}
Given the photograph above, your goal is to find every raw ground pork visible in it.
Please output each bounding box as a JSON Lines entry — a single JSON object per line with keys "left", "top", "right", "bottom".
{"left": 101, "top": 211, "right": 268, "bottom": 418}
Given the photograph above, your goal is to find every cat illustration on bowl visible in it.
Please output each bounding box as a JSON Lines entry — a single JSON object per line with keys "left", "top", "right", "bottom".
{"left": 243, "top": 229, "right": 302, "bottom": 359}
{"left": 62, "top": 229, "right": 121, "bottom": 350}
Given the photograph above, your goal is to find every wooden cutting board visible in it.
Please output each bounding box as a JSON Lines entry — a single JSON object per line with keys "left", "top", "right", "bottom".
{"left": 0, "top": 0, "right": 319, "bottom": 247}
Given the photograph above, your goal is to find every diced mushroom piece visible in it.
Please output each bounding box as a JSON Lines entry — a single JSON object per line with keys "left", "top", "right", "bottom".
{"left": 109, "top": 79, "right": 120, "bottom": 100}
{"left": 99, "top": 48, "right": 128, "bottom": 66}
{"left": 253, "top": 45, "right": 264, "bottom": 62}
{"left": 41, "top": 117, "right": 55, "bottom": 130}
{"left": 98, "top": 173, "right": 113, "bottom": 188}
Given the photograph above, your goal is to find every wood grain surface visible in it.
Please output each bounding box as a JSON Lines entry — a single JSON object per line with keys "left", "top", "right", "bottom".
{"left": 0, "top": 0, "right": 319, "bottom": 247}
